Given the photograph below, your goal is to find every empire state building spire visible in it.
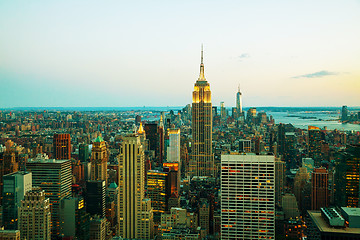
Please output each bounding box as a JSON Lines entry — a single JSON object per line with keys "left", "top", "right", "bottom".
{"left": 198, "top": 45, "right": 206, "bottom": 81}
{"left": 191, "top": 45, "right": 213, "bottom": 177}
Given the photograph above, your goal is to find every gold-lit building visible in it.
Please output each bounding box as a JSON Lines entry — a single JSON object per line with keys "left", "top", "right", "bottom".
{"left": 118, "top": 135, "right": 153, "bottom": 239}
{"left": 91, "top": 136, "right": 108, "bottom": 185}
{"left": 190, "top": 46, "right": 214, "bottom": 177}
{"left": 147, "top": 170, "right": 168, "bottom": 214}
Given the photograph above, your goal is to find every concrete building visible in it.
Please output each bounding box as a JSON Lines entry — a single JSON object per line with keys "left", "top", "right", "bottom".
{"left": 60, "top": 197, "right": 90, "bottom": 239}
{"left": 282, "top": 193, "right": 300, "bottom": 219}
{"left": 90, "top": 136, "right": 108, "bottom": 185}
{"left": 311, "top": 168, "right": 329, "bottom": 210}
{"left": 53, "top": 133, "right": 71, "bottom": 160}
{"left": 118, "top": 135, "right": 153, "bottom": 239}
{"left": 0, "top": 230, "right": 20, "bottom": 240}
{"left": 167, "top": 128, "right": 180, "bottom": 163}
{"left": 89, "top": 216, "right": 107, "bottom": 240}
{"left": 85, "top": 180, "right": 106, "bottom": 218}
{"left": 275, "top": 158, "right": 285, "bottom": 206}
{"left": 307, "top": 208, "right": 360, "bottom": 240}
{"left": 190, "top": 46, "right": 213, "bottom": 177}
{"left": 19, "top": 188, "right": 51, "bottom": 240}
{"left": 147, "top": 170, "right": 169, "bottom": 217}
{"left": 221, "top": 154, "right": 275, "bottom": 239}
{"left": 2, "top": 171, "right": 32, "bottom": 230}
{"left": 27, "top": 155, "right": 71, "bottom": 237}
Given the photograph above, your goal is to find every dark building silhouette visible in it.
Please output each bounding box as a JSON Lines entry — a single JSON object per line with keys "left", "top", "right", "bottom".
{"left": 85, "top": 180, "right": 106, "bottom": 218}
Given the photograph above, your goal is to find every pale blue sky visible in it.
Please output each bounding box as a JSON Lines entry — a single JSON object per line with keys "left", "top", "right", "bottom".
{"left": 1, "top": 0, "right": 359, "bottom": 108}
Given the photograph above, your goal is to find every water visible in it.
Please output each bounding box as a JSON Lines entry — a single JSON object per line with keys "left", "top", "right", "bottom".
{"left": 269, "top": 111, "right": 360, "bottom": 132}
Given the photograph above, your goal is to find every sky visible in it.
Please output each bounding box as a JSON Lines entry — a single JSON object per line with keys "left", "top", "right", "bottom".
{"left": 0, "top": 0, "right": 359, "bottom": 108}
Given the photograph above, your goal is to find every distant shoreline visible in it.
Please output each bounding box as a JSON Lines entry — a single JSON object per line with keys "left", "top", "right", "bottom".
{"left": 1, "top": 106, "right": 360, "bottom": 112}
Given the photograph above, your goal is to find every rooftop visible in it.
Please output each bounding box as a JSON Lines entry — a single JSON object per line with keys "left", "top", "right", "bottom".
{"left": 94, "top": 136, "right": 104, "bottom": 142}
{"left": 308, "top": 211, "right": 360, "bottom": 235}
{"left": 341, "top": 207, "right": 360, "bottom": 217}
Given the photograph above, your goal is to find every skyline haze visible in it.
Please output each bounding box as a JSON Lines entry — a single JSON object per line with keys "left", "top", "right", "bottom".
{"left": 1, "top": 0, "right": 359, "bottom": 108}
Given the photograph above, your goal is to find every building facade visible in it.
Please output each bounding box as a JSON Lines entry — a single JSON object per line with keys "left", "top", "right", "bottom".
{"left": 19, "top": 187, "right": 51, "bottom": 240}
{"left": 53, "top": 133, "right": 71, "bottom": 160}
{"left": 190, "top": 47, "right": 213, "bottom": 177}
{"left": 118, "top": 135, "right": 153, "bottom": 239}
{"left": 221, "top": 154, "right": 275, "bottom": 239}
{"left": 27, "top": 156, "right": 72, "bottom": 237}
{"left": 311, "top": 168, "right": 329, "bottom": 210}
{"left": 90, "top": 136, "right": 108, "bottom": 185}
{"left": 2, "top": 171, "right": 32, "bottom": 230}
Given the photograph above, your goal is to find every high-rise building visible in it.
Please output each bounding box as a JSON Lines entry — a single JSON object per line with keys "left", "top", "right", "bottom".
{"left": 118, "top": 135, "right": 153, "bottom": 239}
{"left": 334, "top": 145, "right": 360, "bottom": 208}
{"left": 163, "top": 162, "right": 180, "bottom": 195}
{"left": 236, "top": 84, "right": 242, "bottom": 117}
{"left": 294, "top": 167, "right": 310, "bottom": 205}
{"left": 221, "top": 154, "right": 275, "bottom": 239}
{"left": 90, "top": 136, "right": 108, "bottom": 185}
{"left": 167, "top": 128, "right": 180, "bottom": 163}
{"left": 308, "top": 126, "right": 323, "bottom": 165}
{"left": 239, "top": 139, "right": 251, "bottom": 153}
{"left": 0, "top": 141, "right": 19, "bottom": 204}
{"left": 19, "top": 187, "right": 51, "bottom": 240}
{"left": 89, "top": 216, "right": 107, "bottom": 240}
{"left": 85, "top": 180, "right": 106, "bottom": 218}
{"left": 0, "top": 230, "right": 20, "bottom": 240}
{"left": 2, "top": 171, "right": 32, "bottom": 230}
{"left": 220, "top": 101, "right": 226, "bottom": 120}
{"left": 275, "top": 158, "right": 285, "bottom": 206}
{"left": 53, "top": 133, "right": 71, "bottom": 160}
{"left": 199, "top": 198, "right": 210, "bottom": 235}
{"left": 60, "top": 196, "right": 90, "bottom": 239}
{"left": 190, "top": 46, "right": 213, "bottom": 177}
{"left": 282, "top": 193, "right": 300, "bottom": 219}
{"left": 341, "top": 105, "right": 348, "bottom": 122}
{"left": 79, "top": 143, "right": 90, "bottom": 162}
{"left": 107, "top": 181, "right": 120, "bottom": 236}
{"left": 147, "top": 170, "right": 169, "bottom": 217}
{"left": 311, "top": 168, "right": 329, "bottom": 210}
{"left": 27, "top": 156, "right": 72, "bottom": 237}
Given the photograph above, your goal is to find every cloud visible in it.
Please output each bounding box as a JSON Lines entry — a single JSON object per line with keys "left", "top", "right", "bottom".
{"left": 293, "top": 70, "right": 338, "bottom": 79}
{"left": 238, "top": 53, "right": 250, "bottom": 61}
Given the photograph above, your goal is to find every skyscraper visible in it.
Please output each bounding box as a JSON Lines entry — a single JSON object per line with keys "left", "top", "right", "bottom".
{"left": 53, "top": 133, "right": 71, "bottom": 160}
{"left": 19, "top": 187, "right": 51, "bottom": 240}
{"left": 190, "top": 46, "right": 213, "bottom": 177}
{"left": 311, "top": 168, "right": 329, "bottom": 210}
{"left": 341, "top": 105, "right": 348, "bottom": 122}
{"left": 85, "top": 180, "right": 106, "bottom": 218}
{"left": 275, "top": 158, "right": 285, "bottom": 206}
{"left": 167, "top": 128, "right": 180, "bottom": 163}
{"left": 90, "top": 136, "right": 108, "bottom": 185}
{"left": 27, "top": 156, "right": 72, "bottom": 237}
{"left": 2, "top": 171, "right": 32, "bottom": 230}
{"left": 221, "top": 154, "right": 275, "bottom": 239}
{"left": 118, "top": 135, "right": 153, "bottom": 239}
{"left": 334, "top": 145, "right": 360, "bottom": 208}
{"left": 236, "top": 84, "right": 242, "bottom": 116}
{"left": 147, "top": 170, "right": 169, "bottom": 217}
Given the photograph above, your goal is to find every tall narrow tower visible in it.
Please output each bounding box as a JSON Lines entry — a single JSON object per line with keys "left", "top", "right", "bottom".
{"left": 190, "top": 46, "right": 213, "bottom": 177}
{"left": 236, "top": 84, "right": 242, "bottom": 115}
{"left": 90, "top": 136, "right": 108, "bottom": 185}
{"left": 118, "top": 135, "right": 153, "bottom": 239}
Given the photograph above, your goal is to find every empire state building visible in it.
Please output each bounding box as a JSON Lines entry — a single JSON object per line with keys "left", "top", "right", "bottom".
{"left": 190, "top": 46, "right": 214, "bottom": 177}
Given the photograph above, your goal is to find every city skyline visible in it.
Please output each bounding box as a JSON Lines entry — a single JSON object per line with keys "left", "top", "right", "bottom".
{"left": 1, "top": 1, "right": 359, "bottom": 108}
